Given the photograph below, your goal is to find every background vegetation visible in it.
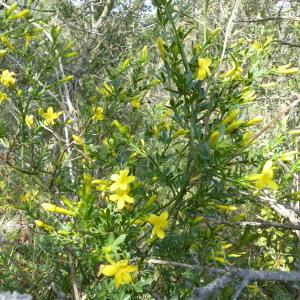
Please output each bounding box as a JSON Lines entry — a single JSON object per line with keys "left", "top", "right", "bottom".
{"left": 0, "top": 0, "right": 300, "bottom": 299}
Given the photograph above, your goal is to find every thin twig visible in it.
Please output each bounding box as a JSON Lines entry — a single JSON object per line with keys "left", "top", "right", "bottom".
{"left": 245, "top": 98, "right": 300, "bottom": 147}
{"left": 218, "top": 0, "right": 242, "bottom": 71}
{"left": 202, "top": 217, "right": 300, "bottom": 231}
{"left": 235, "top": 16, "right": 300, "bottom": 23}
{"left": 69, "top": 255, "right": 81, "bottom": 300}
{"left": 232, "top": 276, "right": 251, "bottom": 300}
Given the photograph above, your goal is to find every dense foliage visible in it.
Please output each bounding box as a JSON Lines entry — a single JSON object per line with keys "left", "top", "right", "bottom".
{"left": 0, "top": 0, "right": 300, "bottom": 299}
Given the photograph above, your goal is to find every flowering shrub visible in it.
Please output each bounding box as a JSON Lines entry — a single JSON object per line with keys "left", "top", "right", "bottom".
{"left": 0, "top": 0, "right": 299, "bottom": 299}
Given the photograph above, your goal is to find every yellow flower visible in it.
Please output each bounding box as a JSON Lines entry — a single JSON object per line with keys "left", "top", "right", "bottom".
{"left": 0, "top": 91, "right": 8, "bottom": 103}
{"left": 72, "top": 134, "right": 85, "bottom": 145}
{"left": 0, "top": 70, "right": 15, "bottom": 88}
{"left": 25, "top": 115, "right": 34, "bottom": 129}
{"left": 131, "top": 98, "right": 140, "bottom": 109}
{"left": 35, "top": 220, "right": 53, "bottom": 231}
{"left": 252, "top": 40, "right": 262, "bottom": 51}
{"left": 0, "top": 36, "right": 14, "bottom": 50}
{"left": 156, "top": 37, "right": 165, "bottom": 59}
{"left": 197, "top": 58, "right": 211, "bottom": 80}
{"left": 210, "top": 130, "right": 220, "bottom": 146}
{"left": 145, "top": 211, "right": 169, "bottom": 239}
{"left": 109, "top": 189, "right": 134, "bottom": 210}
{"left": 101, "top": 260, "right": 138, "bottom": 288}
{"left": 20, "top": 192, "right": 30, "bottom": 203}
{"left": 42, "top": 106, "right": 63, "bottom": 126}
{"left": 110, "top": 169, "right": 135, "bottom": 192}
{"left": 248, "top": 160, "right": 278, "bottom": 190}
{"left": 41, "top": 203, "right": 75, "bottom": 216}
{"left": 92, "top": 106, "right": 104, "bottom": 121}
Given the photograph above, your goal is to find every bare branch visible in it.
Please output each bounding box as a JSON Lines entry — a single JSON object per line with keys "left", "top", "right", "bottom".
{"left": 232, "top": 277, "right": 251, "bottom": 300}
{"left": 148, "top": 259, "right": 300, "bottom": 298}
{"left": 234, "top": 16, "right": 300, "bottom": 23}
{"left": 92, "top": 0, "right": 115, "bottom": 31}
{"left": 192, "top": 274, "right": 233, "bottom": 300}
{"left": 277, "top": 40, "right": 300, "bottom": 48}
{"left": 202, "top": 217, "right": 300, "bottom": 231}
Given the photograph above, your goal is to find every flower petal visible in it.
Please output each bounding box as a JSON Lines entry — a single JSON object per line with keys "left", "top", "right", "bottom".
{"left": 155, "top": 227, "right": 165, "bottom": 239}
{"left": 109, "top": 194, "right": 119, "bottom": 201}
{"left": 267, "top": 179, "right": 278, "bottom": 190}
{"left": 110, "top": 183, "right": 119, "bottom": 192}
{"left": 262, "top": 160, "right": 273, "bottom": 174}
{"left": 117, "top": 199, "right": 125, "bottom": 210}
{"left": 124, "top": 195, "right": 134, "bottom": 204}
{"left": 160, "top": 211, "right": 169, "bottom": 220}
{"left": 102, "top": 264, "right": 118, "bottom": 277}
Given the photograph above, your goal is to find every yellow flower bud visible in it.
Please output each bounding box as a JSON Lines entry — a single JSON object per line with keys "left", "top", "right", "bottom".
{"left": 221, "top": 109, "right": 240, "bottom": 126}
{"left": 57, "top": 230, "right": 70, "bottom": 236}
{"left": 192, "top": 216, "right": 204, "bottom": 224}
{"left": 10, "top": 9, "right": 31, "bottom": 20}
{"left": 174, "top": 128, "right": 189, "bottom": 137}
{"left": 241, "top": 131, "right": 253, "bottom": 146}
{"left": 210, "top": 130, "right": 220, "bottom": 146}
{"left": 35, "top": 220, "right": 53, "bottom": 231}
{"left": 260, "top": 82, "right": 276, "bottom": 88}
{"left": 140, "top": 45, "right": 148, "bottom": 62}
{"left": 0, "top": 50, "right": 7, "bottom": 58}
{"left": 245, "top": 116, "right": 263, "bottom": 127}
{"left": 72, "top": 134, "right": 85, "bottom": 145}
{"left": 278, "top": 151, "right": 298, "bottom": 162}
{"left": 225, "top": 120, "right": 244, "bottom": 133}
{"left": 5, "top": 3, "right": 18, "bottom": 17}
{"left": 156, "top": 37, "right": 165, "bottom": 59}
{"left": 57, "top": 75, "right": 74, "bottom": 84}
{"left": 41, "top": 203, "right": 75, "bottom": 216}
{"left": 63, "top": 52, "right": 78, "bottom": 58}
{"left": 152, "top": 176, "right": 158, "bottom": 182}
{"left": 145, "top": 194, "right": 158, "bottom": 208}
{"left": 276, "top": 64, "right": 298, "bottom": 75}
{"left": 0, "top": 36, "right": 14, "bottom": 50}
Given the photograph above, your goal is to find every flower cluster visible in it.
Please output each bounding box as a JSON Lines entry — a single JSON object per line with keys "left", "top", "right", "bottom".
{"left": 109, "top": 169, "right": 135, "bottom": 209}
